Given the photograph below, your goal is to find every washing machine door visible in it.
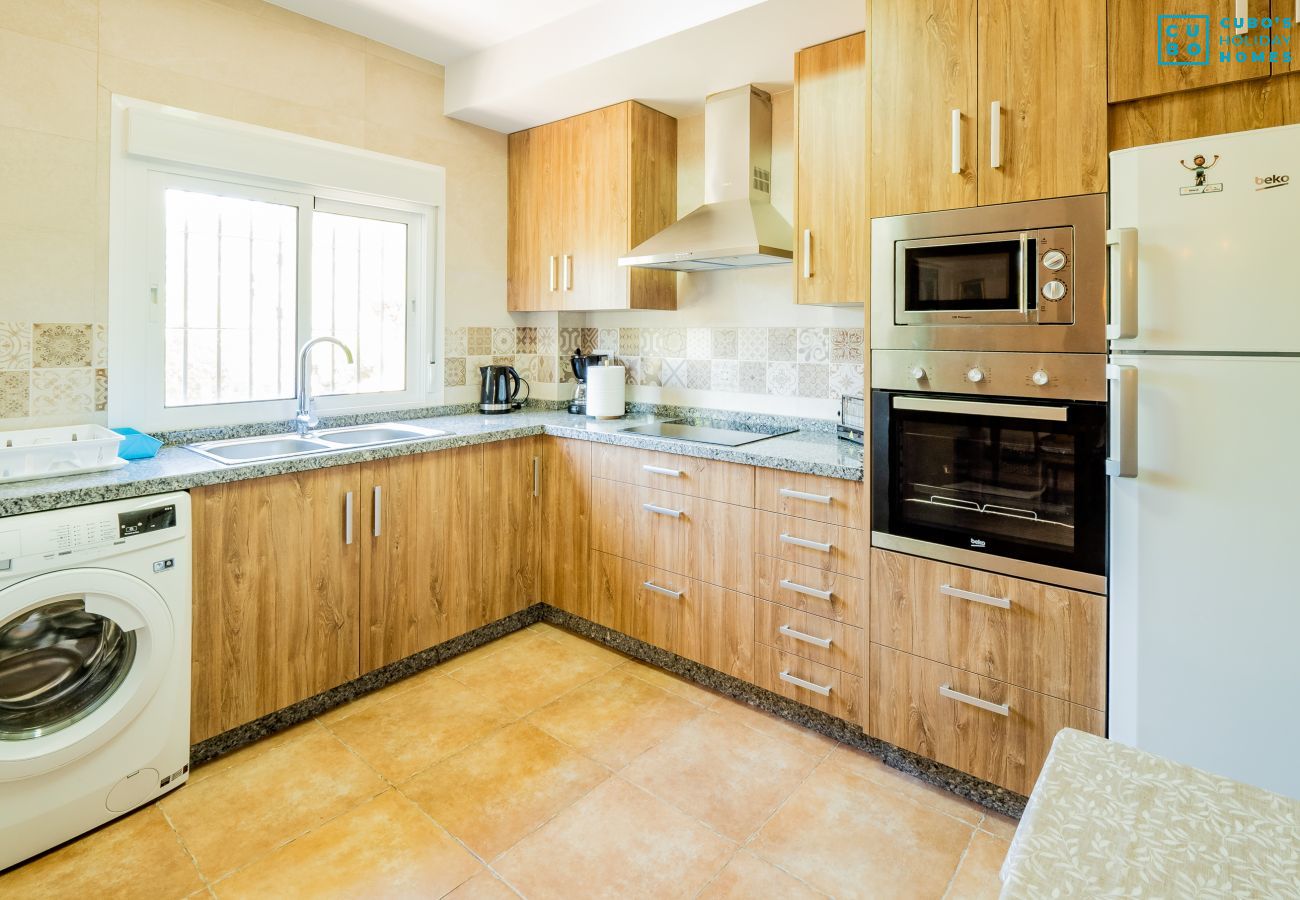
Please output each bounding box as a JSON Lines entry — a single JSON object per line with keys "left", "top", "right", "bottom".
{"left": 0, "top": 568, "right": 174, "bottom": 781}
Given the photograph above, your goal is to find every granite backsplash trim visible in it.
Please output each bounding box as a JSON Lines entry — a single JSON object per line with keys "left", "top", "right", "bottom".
{"left": 0, "top": 321, "right": 107, "bottom": 419}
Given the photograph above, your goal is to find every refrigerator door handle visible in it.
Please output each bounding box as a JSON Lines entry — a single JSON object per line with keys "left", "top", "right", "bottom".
{"left": 1107, "top": 364, "right": 1138, "bottom": 478}
{"left": 1106, "top": 227, "right": 1139, "bottom": 340}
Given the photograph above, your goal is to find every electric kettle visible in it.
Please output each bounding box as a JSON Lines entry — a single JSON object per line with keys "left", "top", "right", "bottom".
{"left": 479, "top": 365, "right": 529, "bottom": 414}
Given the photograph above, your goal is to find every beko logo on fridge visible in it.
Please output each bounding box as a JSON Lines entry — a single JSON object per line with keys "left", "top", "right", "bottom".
{"left": 1256, "top": 174, "right": 1291, "bottom": 190}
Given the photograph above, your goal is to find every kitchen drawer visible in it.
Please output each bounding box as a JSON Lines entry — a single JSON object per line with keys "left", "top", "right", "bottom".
{"left": 754, "top": 643, "right": 862, "bottom": 722}
{"left": 591, "top": 477, "right": 754, "bottom": 593}
{"left": 870, "top": 644, "right": 1104, "bottom": 797}
{"left": 870, "top": 549, "right": 1106, "bottom": 710}
{"left": 754, "top": 511, "right": 866, "bottom": 579}
{"left": 590, "top": 442, "right": 755, "bottom": 506}
{"left": 755, "top": 599, "right": 864, "bottom": 676}
{"left": 754, "top": 468, "right": 864, "bottom": 527}
{"left": 753, "top": 554, "right": 864, "bottom": 626}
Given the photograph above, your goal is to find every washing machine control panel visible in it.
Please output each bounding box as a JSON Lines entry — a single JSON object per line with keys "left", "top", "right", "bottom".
{"left": 118, "top": 504, "right": 177, "bottom": 539}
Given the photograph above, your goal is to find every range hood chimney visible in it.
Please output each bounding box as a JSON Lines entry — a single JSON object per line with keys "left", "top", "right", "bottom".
{"left": 619, "top": 85, "right": 793, "bottom": 271}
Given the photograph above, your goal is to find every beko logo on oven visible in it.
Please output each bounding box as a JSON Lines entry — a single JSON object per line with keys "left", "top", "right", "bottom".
{"left": 1256, "top": 174, "right": 1291, "bottom": 190}
{"left": 969, "top": 538, "right": 987, "bottom": 549}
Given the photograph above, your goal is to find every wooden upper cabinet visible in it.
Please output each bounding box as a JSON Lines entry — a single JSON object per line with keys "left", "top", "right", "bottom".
{"left": 507, "top": 102, "right": 677, "bottom": 311}
{"left": 794, "top": 32, "right": 868, "bottom": 305}
{"left": 1108, "top": 0, "right": 1273, "bottom": 103}
{"left": 977, "top": 0, "right": 1108, "bottom": 204}
{"left": 1272, "top": 12, "right": 1298, "bottom": 74}
{"left": 870, "top": 0, "right": 978, "bottom": 216}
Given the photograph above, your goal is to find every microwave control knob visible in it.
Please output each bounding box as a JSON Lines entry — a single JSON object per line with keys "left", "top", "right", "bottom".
{"left": 908, "top": 365, "right": 927, "bottom": 381}
{"left": 1042, "top": 249, "right": 1068, "bottom": 271}
{"left": 966, "top": 367, "right": 986, "bottom": 384}
{"left": 1041, "top": 279, "right": 1067, "bottom": 301}
{"left": 1031, "top": 369, "right": 1050, "bottom": 386}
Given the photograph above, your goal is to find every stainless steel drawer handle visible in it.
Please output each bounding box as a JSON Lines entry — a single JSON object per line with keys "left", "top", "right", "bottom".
{"left": 779, "top": 671, "right": 832, "bottom": 696}
{"left": 780, "top": 533, "right": 833, "bottom": 553}
{"left": 779, "top": 487, "right": 832, "bottom": 504}
{"left": 780, "top": 579, "right": 833, "bottom": 601}
{"left": 779, "top": 624, "right": 832, "bottom": 649}
{"left": 939, "top": 684, "right": 1010, "bottom": 717}
{"left": 344, "top": 491, "right": 354, "bottom": 545}
{"left": 940, "top": 584, "right": 1011, "bottom": 610}
{"left": 642, "top": 464, "right": 682, "bottom": 477}
{"left": 642, "top": 580, "right": 682, "bottom": 600}
{"left": 642, "top": 503, "right": 683, "bottom": 518}
{"left": 373, "top": 485, "right": 382, "bottom": 538}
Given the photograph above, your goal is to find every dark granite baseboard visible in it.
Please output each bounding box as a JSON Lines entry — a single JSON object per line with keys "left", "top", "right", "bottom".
{"left": 190, "top": 601, "right": 1025, "bottom": 819}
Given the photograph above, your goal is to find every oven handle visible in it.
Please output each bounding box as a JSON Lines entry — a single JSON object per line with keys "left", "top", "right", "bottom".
{"left": 892, "top": 396, "right": 1068, "bottom": 422}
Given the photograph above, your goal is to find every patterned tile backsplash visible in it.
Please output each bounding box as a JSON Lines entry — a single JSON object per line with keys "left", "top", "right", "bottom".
{"left": 442, "top": 325, "right": 865, "bottom": 401}
{"left": 0, "top": 322, "right": 107, "bottom": 420}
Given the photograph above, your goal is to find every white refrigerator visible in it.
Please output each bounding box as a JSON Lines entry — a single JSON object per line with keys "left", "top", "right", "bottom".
{"left": 1108, "top": 123, "right": 1300, "bottom": 799}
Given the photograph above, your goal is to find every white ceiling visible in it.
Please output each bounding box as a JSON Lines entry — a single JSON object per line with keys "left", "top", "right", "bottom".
{"left": 268, "top": 0, "right": 865, "bottom": 133}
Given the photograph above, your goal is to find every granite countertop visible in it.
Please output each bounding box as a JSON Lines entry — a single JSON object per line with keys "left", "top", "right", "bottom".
{"left": 0, "top": 408, "right": 864, "bottom": 517}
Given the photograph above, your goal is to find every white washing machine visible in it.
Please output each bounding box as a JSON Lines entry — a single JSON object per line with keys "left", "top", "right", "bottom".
{"left": 0, "top": 492, "right": 191, "bottom": 871}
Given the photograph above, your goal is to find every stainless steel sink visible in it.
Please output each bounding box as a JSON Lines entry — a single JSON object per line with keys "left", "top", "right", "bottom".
{"left": 186, "top": 422, "right": 449, "bottom": 465}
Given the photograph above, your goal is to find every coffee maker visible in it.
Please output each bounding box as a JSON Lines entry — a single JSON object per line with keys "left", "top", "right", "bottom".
{"left": 479, "top": 364, "right": 528, "bottom": 414}
{"left": 568, "top": 349, "right": 607, "bottom": 415}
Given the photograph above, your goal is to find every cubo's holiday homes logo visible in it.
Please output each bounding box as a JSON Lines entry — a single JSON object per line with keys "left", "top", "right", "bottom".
{"left": 1157, "top": 12, "right": 1293, "bottom": 67}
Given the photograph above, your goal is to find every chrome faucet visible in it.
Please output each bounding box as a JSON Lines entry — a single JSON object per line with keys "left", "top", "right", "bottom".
{"left": 295, "top": 337, "right": 354, "bottom": 436}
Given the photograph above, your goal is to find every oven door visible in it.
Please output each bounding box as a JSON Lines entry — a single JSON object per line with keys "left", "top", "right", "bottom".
{"left": 871, "top": 391, "right": 1107, "bottom": 586}
{"left": 895, "top": 231, "right": 1037, "bottom": 326}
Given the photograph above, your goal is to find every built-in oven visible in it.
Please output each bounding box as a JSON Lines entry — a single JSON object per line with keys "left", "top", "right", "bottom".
{"left": 872, "top": 193, "right": 1107, "bottom": 355}
{"left": 870, "top": 350, "right": 1108, "bottom": 594}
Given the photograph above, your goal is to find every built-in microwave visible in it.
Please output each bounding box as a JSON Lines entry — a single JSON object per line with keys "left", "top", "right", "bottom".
{"left": 871, "top": 194, "right": 1108, "bottom": 355}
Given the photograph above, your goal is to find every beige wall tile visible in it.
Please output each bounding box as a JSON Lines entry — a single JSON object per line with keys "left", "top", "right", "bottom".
{"left": 0, "top": 370, "right": 29, "bottom": 418}
{"left": 364, "top": 39, "right": 445, "bottom": 77}
{"left": 98, "top": 54, "right": 239, "bottom": 121}
{"left": 0, "top": 0, "right": 99, "bottom": 49}
{"left": 364, "top": 53, "right": 445, "bottom": 136}
{"left": 0, "top": 229, "right": 97, "bottom": 321}
{"left": 0, "top": 127, "right": 96, "bottom": 235}
{"left": 29, "top": 368, "right": 94, "bottom": 416}
{"left": 229, "top": 91, "right": 367, "bottom": 147}
{"left": 0, "top": 28, "right": 97, "bottom": 141}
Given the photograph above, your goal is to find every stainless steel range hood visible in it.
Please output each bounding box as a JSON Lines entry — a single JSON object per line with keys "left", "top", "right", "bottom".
{"left": 619, "top": 85, "right": 793, "bottom": 271}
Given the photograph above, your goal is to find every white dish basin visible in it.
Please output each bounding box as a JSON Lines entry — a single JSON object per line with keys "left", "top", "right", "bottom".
{"left": 186, "top": 422, "right": 449, "bottom": 465}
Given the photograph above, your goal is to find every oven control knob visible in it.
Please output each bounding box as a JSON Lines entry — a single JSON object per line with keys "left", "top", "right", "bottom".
{"left": 966, "top": 367, "right": 986, "bottom": 384}
{"left": 1031, "top": 369, "right": 1050, "bottom": 386}
{"left": 908, "top": 365, "right": 927, "bottom": 381}
{"left": 1042, "top": 279, "right": 1067, "bottom": 301}
{"left": 1042, "top": 249, "right": 1068, "bottom": 271}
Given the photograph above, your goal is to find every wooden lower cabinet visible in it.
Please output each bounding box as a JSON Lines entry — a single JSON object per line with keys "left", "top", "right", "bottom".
{"left": 538, "top": 436, "right": 591, "bottom": 616}
{"left": 753, "top": 554, "right": 864, "bottom": 626}
{"left": 754, "top": 644, "right": 862, "bottom": 722}
{"left": 190, "top": 466, "right": 361, "bottom": 742}
{"left": 871, "top": 643, "right": 1103, "bottom": 796}
{"left": 754, "top": 599, "right": 864, "bottom": 676}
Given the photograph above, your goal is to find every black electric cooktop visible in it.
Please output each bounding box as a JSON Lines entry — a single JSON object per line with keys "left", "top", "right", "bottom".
{"left": 618, "top": 418, "right": 796, "bottom": 447}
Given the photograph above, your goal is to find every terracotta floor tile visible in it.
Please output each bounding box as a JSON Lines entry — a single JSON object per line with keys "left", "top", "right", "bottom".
{"left": 529, "top": 624, "right": 630, "bottom": 666}
{"left": 621, "top": 710, "right": 820, "bottom": 841}
{"left": 697, "top": 850, "right": 827, "bottom": 899}
{"left": 616, "top": 659, "right": 725, "bottom": 707}
{"left": 211, "top": 790, "right": 482, "bottom": 899}
{"left": 0, "top": 805, "right": 203, "bottom": 899}
{"left": 324, "top": 676, "right": 513, "bottom": 783}
{"left": 710, "top": 696, "right": 838, "bottom": 760}
{"left": 750, "top": 763, "right": 974, "bottom": 899}
{"left": 824, "top": 743, "right": 986, "bottom": 826}
{"left": 445, "top": 870, "right": 522, "bottom": 898}
{"left": 945, "top": 831, "right": 1010, "bottom": 900}
{"left": 316, "top": 669, "right": 431, "bottom": 726}
{"left": 400, "top": 721, "right": 609, "bottom": 860}
{"left": 979, "top": 810, "right": 1020, "bottom": 840}
{"left": 439, "top": 629, "right": 546, "bottom": 676}
{"left": 188, "top": 719, "right": 323, "bottom": 786}
{"left": 493, "top": 777, "right": 734, "bottom": 900}
{"left": 527, "top": 667, "right": 705, "bottom": 768}
{"left": 160, "top": 727, "right": 387, "bottom": 880}
{"left": 445, "top": 630, "right": 622, "bottom": 717}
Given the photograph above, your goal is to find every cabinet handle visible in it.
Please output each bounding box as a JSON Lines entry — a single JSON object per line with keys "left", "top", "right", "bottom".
{"left": 779, "top": 671, "right": 832, "bottom": 696}
{"left": 940, "top": 583, "right": 1011, "bottom": 610}
{"left": 780, "top": 533, "right": 832, "bottom": 553}
{"left": 1107, "top": 364, "right": 1138, "bottom": 478}
{"left": 344, "top": 491, "right": 354, "bottom": 545}
{"left": 548, "top": 255, "right": 558, "bottom": 292}
{"left": 372, "top": 485, "right": 382, "bottom": 537}
{"left": 802, "top": 228, "right": 812, "bottom": 279}
{"left": 1235, "top": 0, "right": 1248, "bottom": 33}
{"left": 533, "top": 456, "right": 540, "bottom": 497}
{"left": 778, "top": 487, "right": 832, "bottom": 504}
{"left": 939, "top": 684, "right": 1010, "bottom": 717}
{"left": 642, "top": 580, "right": 682, "bottom": 600}
{"left": 780, "top": 578, "right": 833, "bottom": 601}
{"left": 642, "top": 503, "right": 683, "bottom": 518}
{"left": 642, "top": 464, "right": 681, "bottom": 477}
{"left": 950, "top": 108, "right": 962, "bottom": 174}
{"left": 990, "top": 100, "right": 1002, "bottom": 169}
{"left": 779, "top": 624, "right": 832, "bottom": 649}
{"left": 1017, "top": 232, "right": 1029, "bottom": 317}
{"left": 563, "top": 254, "right": 573, "bottom": 291}
{"left": 1105, "top": 227, "right": 1139, "bottom": 340}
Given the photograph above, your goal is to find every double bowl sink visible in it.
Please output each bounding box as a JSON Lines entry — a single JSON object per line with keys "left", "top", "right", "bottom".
{"left": 186, "top": 422, "right": 450, "bottom": 465}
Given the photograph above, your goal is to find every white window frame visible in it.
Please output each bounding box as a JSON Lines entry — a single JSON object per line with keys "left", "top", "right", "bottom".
{"left": 109, "top": 96, "right": 446, "bottom": 431}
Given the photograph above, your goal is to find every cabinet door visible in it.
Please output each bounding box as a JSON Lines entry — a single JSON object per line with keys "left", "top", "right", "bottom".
{"left": 565, "top": 104, "right": 629, "bottom": 310}
{"left": 472, "top": 437, "right": 538, "bottom": 625}
{"left": 1273, "top": 14, "right": 1298, "bottom": 74}
{"left": 1108, "top": 0, "right": 1273, "bottom": 103}
{"left": 191, "top": 466, "right": 360, "bottom": 741}
{"left": 507, "top": 122, "right": 565, "bottom": 311}
{"left": 978, "top": 0, "right": 1107, "bottom": 204}
{"left": 538, "top": 437, "right": 592, "bottom": 618}
{"left": 794, "top": 33, "right": 868, "bottom": 305}
{"left": 870, "top": 0, "right": 978, "bottom": 216}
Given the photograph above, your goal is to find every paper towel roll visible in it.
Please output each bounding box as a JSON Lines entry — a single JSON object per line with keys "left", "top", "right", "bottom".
{"left": 585, "top": 365, "right": 626, "bottom": 419}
